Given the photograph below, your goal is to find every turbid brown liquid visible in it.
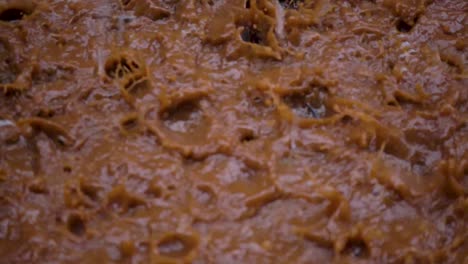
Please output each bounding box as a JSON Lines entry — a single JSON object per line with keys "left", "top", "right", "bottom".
{"left": 0, "top": 0, "right": 467, "bottom": 263}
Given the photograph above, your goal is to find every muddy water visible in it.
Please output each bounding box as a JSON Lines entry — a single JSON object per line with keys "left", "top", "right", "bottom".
{"left": 0, "top": 0, "right": 467, "bottom": 263}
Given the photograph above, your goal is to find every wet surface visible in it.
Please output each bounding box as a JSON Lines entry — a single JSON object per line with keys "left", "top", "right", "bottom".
{"left": 0, "top": 0, "right": 467, "bottom": 263}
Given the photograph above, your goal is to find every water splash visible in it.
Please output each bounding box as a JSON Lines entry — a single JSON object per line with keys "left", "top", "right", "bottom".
{"left": 95, "top": 20, "right": 106, "bottom": 77}
{"left": 275, "top": 0, "right": 285, "bottom": 39}
{"left": 117, "top": 15, "right": 134, "bottom": 43}
{"left": 0, "top": 120, "right": 14, "bottom": 127}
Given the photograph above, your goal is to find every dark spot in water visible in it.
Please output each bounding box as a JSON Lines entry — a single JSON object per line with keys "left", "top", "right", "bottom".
{"left": 240, "top": 130, "right": 257, "bottom": 143}
{"left": 67, "top": 214, "right": 86, "bottom": 236}
{"left": 241, "top": 25, "right": 264, "bottom": 45}
{"left": 396, "top": 19, "right": 413, "bottom": 33}
{"left": 0, "top": 9, "right": 27, "bottom": 21}
{"left": 342, "top": 238, "right": 369, "bottom": 258}
{"left": 279, "top": 0, "right": 303, "bottom": 9}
